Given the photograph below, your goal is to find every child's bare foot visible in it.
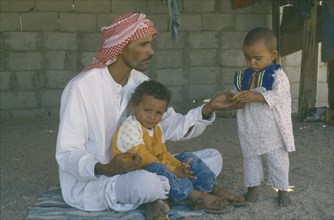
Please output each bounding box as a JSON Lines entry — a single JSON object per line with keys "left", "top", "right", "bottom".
{"left": 278, "top": 190, "right": 291, "bottom": 207}
{"left": 245, "top": 186, "right": 259, "bottom": 202}
{"left": 146, "top": 199, "right": 170, "bottom": 220}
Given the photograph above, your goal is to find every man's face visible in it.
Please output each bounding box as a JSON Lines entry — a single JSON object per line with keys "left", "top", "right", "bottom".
{"left": 120, "top": 35, "right": 155, "bottom": 72}
{"left": 243, "top": 40, "right": 277, "bottom": 72}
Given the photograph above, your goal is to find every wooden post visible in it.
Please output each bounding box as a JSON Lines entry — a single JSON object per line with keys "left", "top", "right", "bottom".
{"left": 271, "top": 0, "right": 281, "bottom": 63}
{"left": 297, "top": 0, "right": 319, "bottom": 121}
{"left": 328, "top": 61, "right": 334, "bottom": 109}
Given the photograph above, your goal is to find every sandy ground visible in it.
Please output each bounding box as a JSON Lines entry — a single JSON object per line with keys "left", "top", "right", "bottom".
{"left": 0, "top": 115, "right": 333, "bottom": 220}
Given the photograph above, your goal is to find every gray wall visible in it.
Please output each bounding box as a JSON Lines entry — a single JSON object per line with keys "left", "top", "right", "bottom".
{"left": 0, "top": 0, "right": 328, "bottom": 119}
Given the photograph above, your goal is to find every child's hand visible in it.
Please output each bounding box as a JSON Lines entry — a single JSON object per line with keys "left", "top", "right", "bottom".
{"left": 174, "top": 158, "right": 195, "bottom": 179}
{"left": 234, "top": 90, "right": 265, "bottom": 103}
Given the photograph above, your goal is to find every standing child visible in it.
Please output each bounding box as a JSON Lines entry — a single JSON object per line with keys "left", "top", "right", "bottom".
{"left": 112, "top": 80, "right": 244, "bottom": 213}
{"left": 231, "top": 27, "right": 296, "bottom": 207}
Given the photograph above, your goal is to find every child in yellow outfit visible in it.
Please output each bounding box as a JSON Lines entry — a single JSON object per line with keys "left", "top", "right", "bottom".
{"left": 112, "top": 80, "right": 243, "bottom": 213}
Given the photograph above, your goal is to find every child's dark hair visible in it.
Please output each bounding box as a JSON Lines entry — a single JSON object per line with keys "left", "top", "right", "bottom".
{"left": 243, "top": 27, "right": 277, "bottom": 51}
{"left": 130, "top": 80, "right": 172, "bottom": 108}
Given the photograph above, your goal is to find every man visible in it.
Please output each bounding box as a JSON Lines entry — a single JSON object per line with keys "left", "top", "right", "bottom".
{"left": 56, "top": 12, "right": 242, "bottom": 220}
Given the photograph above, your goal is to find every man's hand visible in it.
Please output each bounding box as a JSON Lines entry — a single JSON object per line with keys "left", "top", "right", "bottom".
{"left": 202, "top": 92, "right": 245, "bottom": 116}
{"left": 94, "top": 153, "right": 142, "bottom": 176}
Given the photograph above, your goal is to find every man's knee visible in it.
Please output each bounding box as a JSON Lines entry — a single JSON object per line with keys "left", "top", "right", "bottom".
{"left": 193, "top": 148, "right": 223, "bottom": 177}
{"left": 116, "top": 170, "right": 170, "bottom": 204}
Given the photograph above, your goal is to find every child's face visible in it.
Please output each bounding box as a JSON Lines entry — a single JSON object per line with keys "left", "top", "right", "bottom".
{"left": 243, "top": 40, "right": 277, "bottom": 71}
{"left": 131, "top": 95, "right": 167, "bottom": 129}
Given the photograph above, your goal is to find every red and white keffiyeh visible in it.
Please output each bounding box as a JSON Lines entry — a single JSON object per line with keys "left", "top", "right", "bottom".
{"left": 84, "top": 13, "right": 158, "bottom": 71}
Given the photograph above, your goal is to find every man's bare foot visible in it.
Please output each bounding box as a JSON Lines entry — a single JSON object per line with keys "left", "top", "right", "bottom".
{"left": 245, "top": 186, "right": 259, "bottom": 202}
{"left": 278, "top": 190, "right": 291, "bottom": 207}
{"left": 145, "top": 199, "right": 170, "bottom": 220}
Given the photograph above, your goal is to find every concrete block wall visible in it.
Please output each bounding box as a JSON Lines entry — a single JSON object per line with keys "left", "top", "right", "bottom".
{"left": 0, "top": 0, "right": 329, "bottom": 119}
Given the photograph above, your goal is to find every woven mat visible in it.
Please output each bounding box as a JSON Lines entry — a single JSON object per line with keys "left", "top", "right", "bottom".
{"left": 26, "top": 187, "right": 205, "bottom": 220}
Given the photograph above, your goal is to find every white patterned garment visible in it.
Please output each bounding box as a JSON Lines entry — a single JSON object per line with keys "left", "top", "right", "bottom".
{"left": 235, "top": 68, "right": 296, "bottom": 158}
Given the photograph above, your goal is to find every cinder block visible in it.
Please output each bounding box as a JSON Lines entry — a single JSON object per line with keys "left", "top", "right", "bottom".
{"left": 154, "top": 32, "right": 185, "bottom": 50}
{"left": 189, "top": 66, "right": 219, "bottom": 85}
{"left": 21, "top": 12, "right": 59, "bottom": 31}
{"left": 147, "top": 15, "right": 169, "bottom": 32}
{"left": 45, "top": 51, "right": 81, "bottom": 70}
{"left": 35, "top": 0, "right": 73, "bottom": 12}
{"left": 45, "top": 51, "right": 67, "bottom": 70}
{"left": 60, "top": 13, "right": 96, "bottom": 32}
{"left": 153, "top": 50, "right": 183, "bottom": 69}
{"left": 0, "top": 110, "right": 11, "bottom": 120}
{"left": 111, "top": 0, "right": 149, "bottom": 13}
{"left": 168, "top": 86, "right": 184, "bottom": 103}
{"left": 222, "top": 84, "right": 234, "bottom": 92}
{"left": 220, "top": 49, "right": 244, "bottom": 67}
{"left": 0, "top": 71, "right": 11, "bottom": 91}
{"left": 46, "top": 107, "right": 60, "bottom": 118}
{"left": 178, "top": 15, "right": 201, "bottom": 32}
{"left": 45, "top": 70, "right": 77, "bottom": 89}
{"left": 0, "top": 1, "right": 34, "bottom": 12}
{"left": 64, "top": 51, "right": 81, "bottom": 70}
{"left": 156, "top": 68, "right": 186, "bottom": 86}
{"left": 40, "top": 90, "right": 63, "bottom": 108}
{"left": 221, "top": 67, "right": 239, "bottom": 85}
{"left": 283, "top": 66, "right": 301, "bottom": 83}
{"left": 317, "top": 82, "right": 329, "bottom": 99}
{"left": 16, "top": 71, "right": 35, "bottom": 90}
{"left": 316, "top": 97, "right": 329, "bottom": 109}
{"left": 148, "top": 0, "right": 169, "bottom": 13}
{"left": 11, "top": 109, "right": 50, "bottom": 118}
{"left": 291, "top": 99, "right": 298, "bottom": 113}
{"left": 44, "top": 32, "right": 78, "bottom": 50}
{"left": 74, "top": 1, "right": 110, "bottom": 13}
{"left": 7, "top": 52, "right": 43, "bottom": 70}
{"left": 4, "top": 32, "right": 41, "bottom": 50}
{"left": 202, "top": 14, "right": 234, "bottom": 31}
{"left": 188, "top": 32, "right": 219, "bottom": 49}
{"left": 80, "top": 33, "right": 101, "bottom": 51}
{"left": 235, "top": 14, "right": 267, "bottom": 32}
{"left": 0, "top": 91, "right": 38, "bottom": 109}
{"left": 97, "top": 13, "right": 117, "bottom": 30}
{"left": 32, "top": 71, "right": 46, "bottom": 90}
{"left": 290, "top": 83, "right": 300, "bottom": 100}
{"left": 281, "top": 51, "right": 302, "bottom": 66}
{"left": 220, "top": 32, "right": 246, "bottom": 49}
{"left": 0, "top": 13, "right": 21, "bottom": 31}
{"left": 80, "top": 51, "right": 95, "bottom": 68}
{"left": 318, "top": 62, "right": 328, "bottom": 82}
{"left": 183, "top": 0, "right": 215, "bottom": 13}
{"left": 188, "top": 49, "right": 217, "bottom": 66}
{"left": 187, "top": 84, "right": 217, "bottom": 101}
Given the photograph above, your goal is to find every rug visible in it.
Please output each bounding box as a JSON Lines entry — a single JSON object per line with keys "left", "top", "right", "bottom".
{"left": 26, "top": 186, "right": 205, "bottom": 220}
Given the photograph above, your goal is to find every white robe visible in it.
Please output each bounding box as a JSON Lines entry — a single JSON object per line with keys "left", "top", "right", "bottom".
{"left": 235, "top": 68, "right": 296, "bottom": 157}
{"left": 56, "top": 67, "right": 219, "bottom": 211}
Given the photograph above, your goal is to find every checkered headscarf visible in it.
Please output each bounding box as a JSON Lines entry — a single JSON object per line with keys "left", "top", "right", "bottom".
{"left": 84, "top": 13, "right": 158, "bottom": 71}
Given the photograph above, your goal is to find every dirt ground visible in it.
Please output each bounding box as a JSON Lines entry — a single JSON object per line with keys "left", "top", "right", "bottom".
{"left": 0, "top": 115, "right": 333, "bottom": 220}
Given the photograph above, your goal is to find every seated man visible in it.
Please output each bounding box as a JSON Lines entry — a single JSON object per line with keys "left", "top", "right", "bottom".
{"left": 56, "top": 12, "right": 243, "bottom": 220}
